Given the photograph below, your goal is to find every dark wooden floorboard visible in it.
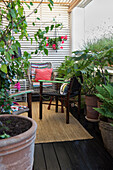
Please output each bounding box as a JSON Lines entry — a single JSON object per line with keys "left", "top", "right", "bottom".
{"left": 73, "top": 139, "right": 112, "bottom": 170}
{"left": 53, "top": 142, "right": 73, "bottom": 170}
{"left": 63, "top": 141, "right": 89, "bottom": 170}
{"left": 33, "top": 144, "right": 46, "bottom": 170}
{"left": 42, "top": 143, "right": 60, "bottom": 170}
{"left": 91, "top": 139, "right": 113, "bottom": 166}
{"left": 33, "top": 104, "right": 113, "bottom": 170}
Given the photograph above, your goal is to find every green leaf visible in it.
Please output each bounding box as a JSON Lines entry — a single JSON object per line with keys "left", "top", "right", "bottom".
{"left": 35, "top": 49, "right": 38, "bottom": 54}
{"left": 48, "top": 0, "right": 54, "bottom": 6}
{"left": 45, "top": 26, "right": 49, "bottom": 33}
{"left": 11, "top": 36, "right": 15, "bottom": 40}
{"left": 24, "top": 2, "right": 30, "bottom": 9}
{"left": 9, "top": 49, "right": 14, "bottom": 55}
{"left": 30, "top": 38, "right": 33, "bottom": 45}
{"left": 19, "top": 34, "right": 24, "bottom": 39}
{"left": 1, "top": 64, "right": 7, "bottom": 73}
{"left": 10, "top": 9, "right": 16, "bottom": 18}
{"left": 44, "top": 48, "right": 48, "bottom": 55}
{"left": 0, "top": 48, "right": 4, "bottom": 53}
{"left": 18, "top": 6, "right": 23, "bottom": 16}
{"left": 37, "top": 17, "right": 40, "bottom": 20}
{"left": 34, "top": 9, "right": 37, "bottom": 13}
{"left": 32, "top": 22, "right": 35, "bottom": 26}
{"left": 30, "top": 2, "right": 33, "bottom": 6}
{"left": 0, "top": 133, "right": 10, "bottom": 139}
{"left": 48, "top": 4, "right": 52, "bottom": 11}
{"left": 51, "top": 25, "right": 54, "bottom": 30}
{"left": 55, "top": 24, "right": 61, "bottom": 28}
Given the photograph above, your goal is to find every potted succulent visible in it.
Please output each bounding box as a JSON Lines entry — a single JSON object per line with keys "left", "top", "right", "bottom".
{"left": 94, "top": 84, "right": 113, "bottom": 157}
{"left": 0, "top": 0, "right": 54, "bottom": 169}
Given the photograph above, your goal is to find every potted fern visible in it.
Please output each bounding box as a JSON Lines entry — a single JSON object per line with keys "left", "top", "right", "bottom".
{"left": 94, "top": 84, "right": 113, "bottom": 157}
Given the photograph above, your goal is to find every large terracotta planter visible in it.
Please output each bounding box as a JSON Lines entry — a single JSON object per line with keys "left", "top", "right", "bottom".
{"left": 85, "top": 95, "right": 99, "bottom": 120}
{"left": 0, "top": 114, "right": 37, "bottom": 170}
{"left": 99, "top": 120, "right": 113, "bottom": 158}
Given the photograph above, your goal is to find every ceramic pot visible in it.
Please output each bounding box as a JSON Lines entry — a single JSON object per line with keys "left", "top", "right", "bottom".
{"left": 85, "top": 95, "right": 99, "bottom": 120}
{"left": 0, "top": 114, "right": 37, "bottom": 170}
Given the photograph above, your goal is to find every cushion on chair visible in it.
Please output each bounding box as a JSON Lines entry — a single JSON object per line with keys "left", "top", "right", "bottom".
{"left": 60, "top": 83, "right": 68, "bottom": 95}
{"left": 31, "top": 62, "right": 51, "bottom": 82}
{"left": 35, "top": 68, "right": 53, "bottom": 82}
{"left": 33, "top": 82, "right": 52, "bottom": 88}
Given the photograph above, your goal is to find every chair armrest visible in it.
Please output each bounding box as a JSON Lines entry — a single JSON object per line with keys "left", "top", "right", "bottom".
{"left": 38, "top": 80, "right": 69, "bottom": 84}
{"left": 55, "top": 77, "right": 65, "bottom": 81}
{"left": 10, "top": 90, "right": 33, "bottom": 118}
{"left": 10, "top": 90, "right": 34, "bottom": 98}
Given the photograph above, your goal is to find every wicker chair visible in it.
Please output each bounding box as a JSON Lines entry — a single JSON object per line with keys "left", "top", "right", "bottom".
{"left": 27, "top": 62, "right": 55, "bottom": 97}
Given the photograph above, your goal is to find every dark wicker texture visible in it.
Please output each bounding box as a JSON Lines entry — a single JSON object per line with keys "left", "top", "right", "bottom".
{"left": 99, "top": 120, "right": 113, "bottom": 158}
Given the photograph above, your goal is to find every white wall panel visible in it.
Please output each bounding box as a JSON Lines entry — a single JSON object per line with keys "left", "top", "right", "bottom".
{"left": 20, "top": 3, "right": 71, "bottom": 70}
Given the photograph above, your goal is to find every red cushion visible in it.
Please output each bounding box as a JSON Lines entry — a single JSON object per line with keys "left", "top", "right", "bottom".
{"left": 35, "top": 68, "right": 53, "bottom": 82}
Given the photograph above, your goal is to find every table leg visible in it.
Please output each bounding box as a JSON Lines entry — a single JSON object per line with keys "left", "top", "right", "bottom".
{"left": 39, "top": 82, "right": 43, "bottom": 119}
{"left": 27, "top": 93, "right": 32, "bottom": 118}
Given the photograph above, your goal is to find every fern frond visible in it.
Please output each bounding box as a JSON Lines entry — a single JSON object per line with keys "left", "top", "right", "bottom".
{"left": 96, "top": 85, "right": 109, "bottom": 98}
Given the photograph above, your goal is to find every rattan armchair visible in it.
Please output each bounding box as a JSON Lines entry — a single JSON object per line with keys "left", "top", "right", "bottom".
{"left": 27, "top": 62, "right": 55, "bottom": 97}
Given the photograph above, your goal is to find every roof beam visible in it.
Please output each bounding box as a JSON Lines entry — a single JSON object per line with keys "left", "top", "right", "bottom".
{"left": 21, "top": 1, "right": 69, "bottom": 5}
{"left": 0, "top": 0, "right": 69, "bottom": 6}
{"left": 68, "top": 0, "right": 82, "bottom": 13}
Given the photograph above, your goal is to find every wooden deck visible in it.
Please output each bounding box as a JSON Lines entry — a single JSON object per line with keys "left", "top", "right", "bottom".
{"left": 33, "top": 105, "right": 113, "bottom": 170}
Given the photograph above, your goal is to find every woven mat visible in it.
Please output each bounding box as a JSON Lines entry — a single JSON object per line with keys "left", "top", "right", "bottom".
{"left": 29, "top": 102, "right": 93, "bottom": 144}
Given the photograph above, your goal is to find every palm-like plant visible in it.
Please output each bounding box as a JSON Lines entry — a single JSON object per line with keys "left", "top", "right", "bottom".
{"left": 72, "top": 37, "right": 113, "bottom": 95}
{"left": 94, "top": 84, "right": 113, "bottom": 120}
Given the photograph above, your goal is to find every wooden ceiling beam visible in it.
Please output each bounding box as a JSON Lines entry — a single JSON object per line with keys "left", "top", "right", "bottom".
{"left": 68, "top": 0, "right": 82, "bottom": 13}
{"left": 0, "top": 0, "right": 70, "bottom": 6}
{"left": 21, "top": 1, "right": 69, "bottom": 5}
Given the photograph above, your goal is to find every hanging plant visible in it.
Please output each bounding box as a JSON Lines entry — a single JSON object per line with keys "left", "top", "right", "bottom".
{"left": 46, "top": 35, "right": 67, "bottom": 50}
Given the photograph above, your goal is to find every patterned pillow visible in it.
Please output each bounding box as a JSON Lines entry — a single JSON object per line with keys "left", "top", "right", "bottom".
{"left": 35, "top": 68, "right": 53, "bottom": 82}
{"left": 31, "top": 63, "right": 50, "bottom": 82}
{"left": 60, "top": 83, "right": 68, "bottom": 95}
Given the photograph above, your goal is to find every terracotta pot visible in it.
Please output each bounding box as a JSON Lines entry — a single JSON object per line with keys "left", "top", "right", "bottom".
{"left": 0, "top": 114, "right": 37, "bottom": 170}
{"left": 85, "top": 95, "right": 99, "bottom": 119}
{"left": 99, "top": 120, "right": 113, "bottom": 158}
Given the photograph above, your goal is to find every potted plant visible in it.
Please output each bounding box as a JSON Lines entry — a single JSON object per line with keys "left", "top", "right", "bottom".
{"left": 72, "top": 35, "right": 113, "bottom": 120}
{"left": 57, "top": 56, "right": 79, "bottom": 79}
{"left": 94, "top": 84, "right": 113, "bottom": 157}
{"left": 0, "top": 114, "right": 37, "bottom": 169}
{"left": 0, "top": 0, "right": 54, "bottom": 169}
{"left": 46, "top": 35, "right": 67, "bottom": 50}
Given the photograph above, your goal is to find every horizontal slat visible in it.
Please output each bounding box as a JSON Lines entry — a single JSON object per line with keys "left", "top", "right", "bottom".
{"left": 2, "top": 2, "right": 71, "bottom": 91}
{"left": 19, "top": 4, "right": 71, "bottom": 70}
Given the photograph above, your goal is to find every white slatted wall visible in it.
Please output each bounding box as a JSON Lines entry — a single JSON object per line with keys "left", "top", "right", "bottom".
{"left": 18, "top": 3, "right": 71, "bottom": 70}
{"left": 1, "top": 3, "right": 71, "bottom": 92}
{"left": 0, "top": 3, "right": 7, "bottom": 64}
{"left": 0, "top": 3, "right": 7, "bottom": 29}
